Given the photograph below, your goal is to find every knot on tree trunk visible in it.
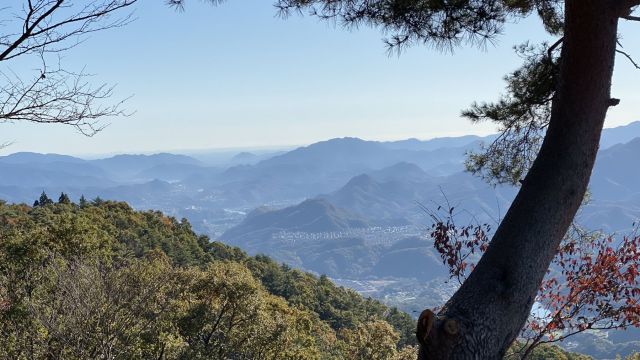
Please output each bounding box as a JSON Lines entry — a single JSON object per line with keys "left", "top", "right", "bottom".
{"left": 416, "top": 309, "right": 460, "bottom": 359}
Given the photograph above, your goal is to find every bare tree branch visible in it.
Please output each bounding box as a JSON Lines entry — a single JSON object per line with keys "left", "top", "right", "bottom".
{"left": 616, "top": 39, "right": 640, "bottom": 70}
{"left": 617, "top": 49, "right": 640, "bottom": 69}
{"left": 622, "top": 14, "right": 640, "bottom": 21}
{"left": 1, "top": 1, "right": 137, "bottom": 61}
{"left": 0, "top": 1, "right": 136, "bottom": 136}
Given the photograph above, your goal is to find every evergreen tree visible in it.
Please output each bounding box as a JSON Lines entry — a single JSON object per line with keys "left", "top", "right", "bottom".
{"left": 58, "top": 193, "right": 71, "bottom": 205}
{"left": 92, "top": 196, "right": 104, "bottom": 206}
{"left": 38, "top": 191, "right": 53, "bottom": 206}
{"left": 32, "top": 200, "right": 39, "bottom": 207}
{"left": 79, "top": 195, "right": 88, "bottom": 208}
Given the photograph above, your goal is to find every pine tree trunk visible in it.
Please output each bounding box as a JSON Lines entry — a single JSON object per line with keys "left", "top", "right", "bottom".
{"left": 418, "top": 1, "right": 624, "bottom": 358}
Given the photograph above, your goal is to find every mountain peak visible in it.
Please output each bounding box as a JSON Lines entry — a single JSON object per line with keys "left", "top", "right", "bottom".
{"left": 232, "top": 152, "right": 257, "bottom": 160}
{"left": 221, "top": 198, "right": 369, "bottom": 243}
{"left": 0, "top": 152, "right": 85, "bottom": 164}
{"left": 600, "top": 121, "right": 640, "bottom": 149}
{"left": 307, "top": 137, "right": 377, "bottom": 150}
{"left": 344, "top": 173, "right": 377, "bottom": 189}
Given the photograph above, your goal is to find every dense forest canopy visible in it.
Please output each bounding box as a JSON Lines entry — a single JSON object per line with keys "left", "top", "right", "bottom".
{"left": 0, "top": 195, "right": 597, "bottom": 359}
{"left": 0, "top": 196, "right": 417, "bottom": 359}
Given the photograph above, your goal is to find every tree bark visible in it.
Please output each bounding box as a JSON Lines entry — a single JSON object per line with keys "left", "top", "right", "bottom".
{"left": 418, "top": 1, "right": 624, "bottom": 358}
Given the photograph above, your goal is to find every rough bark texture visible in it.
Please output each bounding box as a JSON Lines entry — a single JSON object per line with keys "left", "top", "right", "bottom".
{"left": 418, "top": 1, "right": 624, "bottom": 358}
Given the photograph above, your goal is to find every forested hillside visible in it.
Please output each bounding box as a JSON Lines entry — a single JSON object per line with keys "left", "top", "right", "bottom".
{"left": 0, "top": 197, "right": 593, "bottom": 359}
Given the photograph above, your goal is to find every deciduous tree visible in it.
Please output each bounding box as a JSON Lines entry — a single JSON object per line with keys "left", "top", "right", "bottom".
{"left": 0, "top": 1, "right": 136, "bottom": 139}
{"left": 427, "top": 205, "right": 640, "bottom": 359}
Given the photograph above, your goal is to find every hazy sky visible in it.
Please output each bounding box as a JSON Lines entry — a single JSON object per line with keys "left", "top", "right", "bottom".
{"left": 1, "top": 1, "right": 638, "bottom": 156}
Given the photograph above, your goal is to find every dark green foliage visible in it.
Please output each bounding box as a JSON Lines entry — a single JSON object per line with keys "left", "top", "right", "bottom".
{"left": 3, "top": 199, "right": 211, "bottom": 267}
{"left": 209, "top": 241, "right": 418, "bottom": 346}
{"left": 534, "top": 0, "right": 564, "bottom": 34}
{"left": 385, "top": 307, "right": 418, "bottom": 348}
{"left": 176, "top": 0, "right": 563, "bottom": 52}
{"left": 78, "top": 195, "right": 87, "bottom": 207}
{"left": 37, "top": 191, "right": 53, "bottom": 206}
{"left": 57, "top": 192, "right": 71, "bottom": 205}
{"left": 463, "top": 42, "right": 559, "bottom": 184}
{"left": 0, "top": 199, "right": 416, "bottom": 348}
{"left": 274, "top": 0, "right": 564, "bottom": 51}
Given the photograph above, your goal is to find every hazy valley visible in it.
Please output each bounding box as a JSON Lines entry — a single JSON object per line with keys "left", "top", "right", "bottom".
{"left": 3, "top": 122, "right": 640, "bottom": 358}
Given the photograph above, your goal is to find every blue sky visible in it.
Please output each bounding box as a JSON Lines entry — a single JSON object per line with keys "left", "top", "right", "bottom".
{"left": 1, "top": 0, "right": 638, "bottom": 156}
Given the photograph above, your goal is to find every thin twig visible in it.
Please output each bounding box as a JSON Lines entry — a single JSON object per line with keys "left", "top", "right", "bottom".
{"left": 616, "top": 49, "right": 640, "bottom": 69}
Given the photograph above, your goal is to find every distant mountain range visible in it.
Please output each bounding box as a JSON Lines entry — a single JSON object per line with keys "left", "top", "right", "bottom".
{"left": 0, "top": 152, "right": 205, "bottom": 185}
{"left": 0, "top": 121, "right": 638, "bottom": 230}
{"left": 2, "top": 121, "right": 640, "bottom": 359}
{"left": 1, "top": 121, "right": 639, "bottom": 236}
{"left": 220, "top": 132, "right": 640, "bottom": 274}
{"left": 222, "top": 199, "right": 370, "bottom": 244}
{"left": 221, "top": 198, "right": 446, "bottom": 281}
{"left": 217, "top": 127, "right": 640, "bottom": 290}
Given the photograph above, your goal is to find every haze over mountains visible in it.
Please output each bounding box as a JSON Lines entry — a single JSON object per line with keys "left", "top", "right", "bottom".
{"left": 2, "top": 122, "right": 640, "bottom": 252}
{"left": 2, "top": 122, "right": 640, "bottom": 358}
{"left": 2, "top": 122, "right": 639, "bottom": 235}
